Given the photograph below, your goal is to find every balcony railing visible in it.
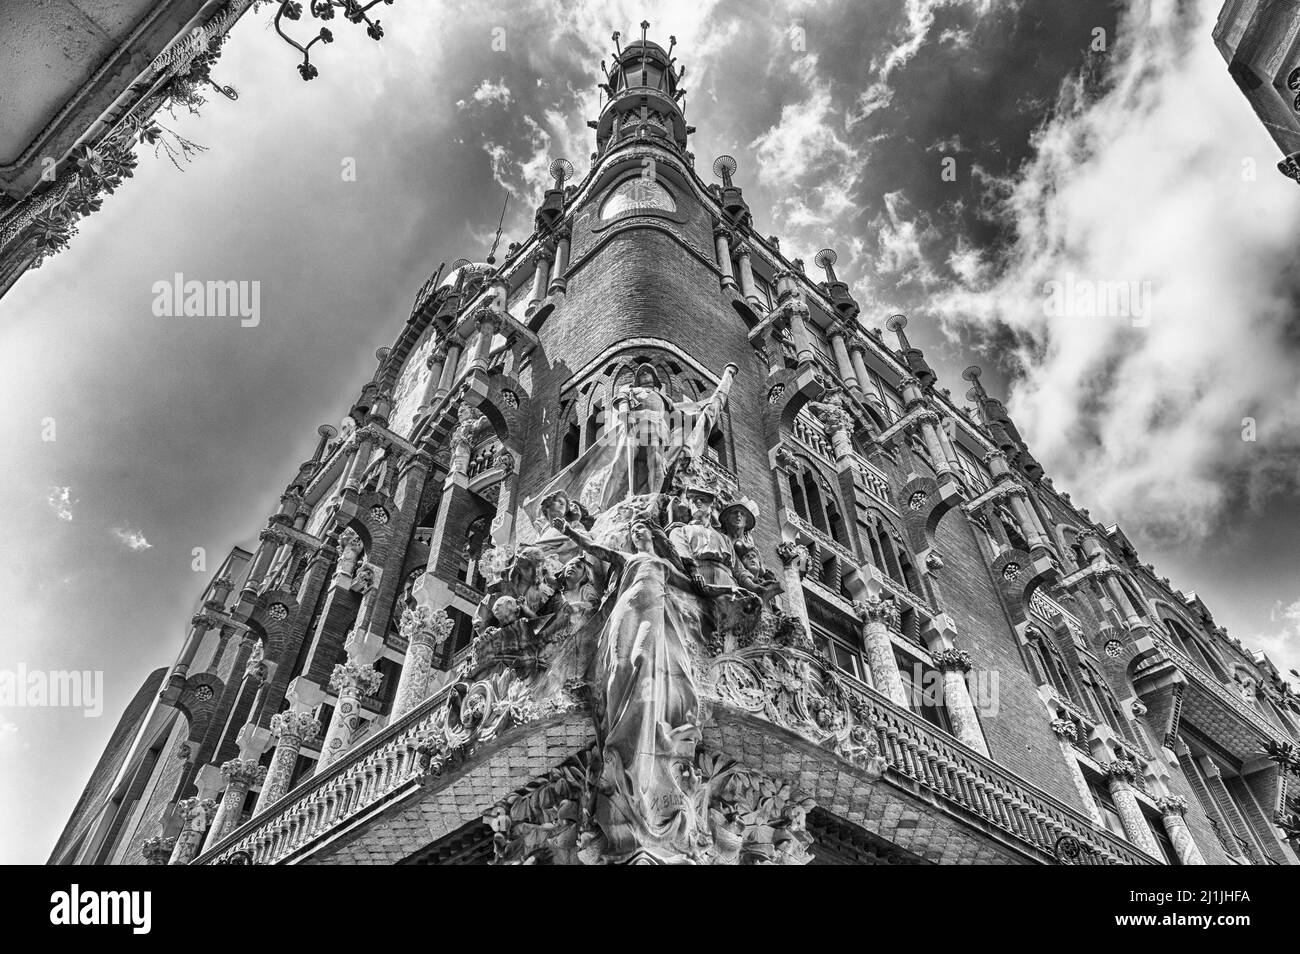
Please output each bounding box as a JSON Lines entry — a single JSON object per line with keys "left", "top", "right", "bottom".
{"left": 194, "top": 681, "right": 462, "bottom": 865}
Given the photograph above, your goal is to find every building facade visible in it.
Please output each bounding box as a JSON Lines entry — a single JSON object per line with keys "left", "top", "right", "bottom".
{"left": 51, "top": 28, "right": 1300, "bottom": 866}
{"left": 1214, "top": 0, "right": 1300, "bottom": 182}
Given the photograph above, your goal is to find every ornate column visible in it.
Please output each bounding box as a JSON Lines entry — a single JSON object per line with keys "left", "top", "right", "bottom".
{"left": 783, "top": 300, "right": 814, "bottom": 365}
{"left": 1099, "top": 568, "right": 1144, "bottom": 627}
{"left": 490, "top": 446, "right": 519, "bottom": 546}
{"left": 433, "top": 338, "right": 464, "bottom": 403}
{"left": 204, "top": 758, "right": 266, "bottom": 849}
{"left": 931, "top": 649, "right": 988, "bottom": 756}
{"left": 1156, "top": 795, "right": 1206, "bottom": 865}
{"left": 1102, "top": 759, "right": 1162, "bottom": 857}
{"left": 419, "top": 341, "right": 448, "bottom": 409}
{"left": 170, "top": 614, "right": 212, "bottom": 685}
{"left": 343, "top": 426, "right": 378, "bottom": 491}
{"left": 167, "top": 797, "right": 217, "bottom": 865}
{"left": 548, "top": 226, "right": 571, "bottom": 294}
{"left": 392, "top": 606, "right": 454, "bottom": 720}
{"left": 855, "top": 596, "right": 909, "bottom": 708}
{"left": 141, "top": 835, "right": 176, "bottom": 865}
{"left": 466, "top": 308, "right": 500, "bottom": 375}
{"left": 1049, "top": 718, "right": 1104, "bottom": 824}
{"left": 734, "top": 241, "right": 761, "bottom": 309}
{"left": 827, "top": 326, "right": 858, "bottom": 390}
{"left": 317, "top": 661, "right": 382, "bottom": 770}
{"left": 775, "top": 543, "right": 810, "bottom": 636}
{"left": 527, "top": 245, "right": 553, "bottom": 312}
{"left": 713, "top": 224, "right": 737, "bottom": 291}
{"left": 847, "top": 336, "right": 870, "bottom": 399}
{"left": 254, "top": 711, "right": 321, "bottom": 814}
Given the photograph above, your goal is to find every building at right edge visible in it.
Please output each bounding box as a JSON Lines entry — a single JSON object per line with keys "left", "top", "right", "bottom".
{"left": 1215, "top": 0, "right": 1300, "bottom": 182}
{"left": 52, "top": 26, "right": 1300, "bottom": 867}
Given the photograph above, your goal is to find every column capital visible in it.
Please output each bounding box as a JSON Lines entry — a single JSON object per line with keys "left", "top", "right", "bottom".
{"left": 854, "top": 595, "right": 900, "bottom": 628}
{"left": 1050, "top": 717, "right": 1079, "bottom": 741}
{"left": 141, "top": 835, "right": 176, "bottom": 865}
{"left": 270, "top": 710, "right": 321, "bottom": 746}
{"left": 220, "top": 757, "right": 266, "bottom": 788}
{"left": 1101, "top": 758, "right": 1140, "bottom": 786}
{"left": 1156, "top": 794, "right": 1188, "bottom": 818}
{"left": 775, "top": 541, "right": 809, "bottom": 569}
{"left": 931, "top": 648, "right": 973, "bottom": 673}
{"left": 399, "top": 605, "right": 455, "bottom": 650}
{"left": 330, "top": 660, "right": 381, "bottom": 697}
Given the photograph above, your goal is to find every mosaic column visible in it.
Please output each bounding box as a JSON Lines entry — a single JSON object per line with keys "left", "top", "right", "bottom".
{"left": 318, "top": 661, "right": 382, "bottom": 770}
{"left": 168, "top": 797, "right": 217, "bottom": 865}
{"left": 1103, "top": 759, "right": 1161, "bottom": 857}
{"left": 1050, "top": 719, "right": 1103, "bottom": 824}
{"left": 141, "top": 835, "right": 176, "bottom": 865}
{"left": 855, "top": 596, "right": 909, "bottom": 708}
{"left": 775, "top": 543, "right": 810, "bottom": 637}
{"left": 206, "top": 758, "right": 266, "bottom": 848}
{"left": 254, "top": 711, "right": 321, "bottom": 814}
{"left": 931, "top": 649, "right": 988, "bottom": 756}
{"left": 1156, "top": 795, "right": 1207, "bottom": 865}
{"left": 391, "top": 606, "right": 454, "bottom": 720}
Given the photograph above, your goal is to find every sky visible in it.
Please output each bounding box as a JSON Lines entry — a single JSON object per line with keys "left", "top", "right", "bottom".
{"left": 1, "top": 0, "right": 1298, "bottom": 864}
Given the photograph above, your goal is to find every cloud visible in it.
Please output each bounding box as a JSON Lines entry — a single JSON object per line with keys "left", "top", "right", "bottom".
{"left": 111, "top": 527, "right": 153, "bottom": 552}
{"left": 456, "top": 78, "right": 513, "bottom": 109}
{"left": 928, "top": 0, "right": 1300, "bottom": 544}
{"left": 46, "top": 487, "right": 74, "bottom": 522}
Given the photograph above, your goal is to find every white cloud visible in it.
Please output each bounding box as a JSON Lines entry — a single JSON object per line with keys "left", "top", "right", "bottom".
{"left": 456, "top": 78, "right": 513, "bottom": 109}
{"left": 111, "top": 527, "right": 153, "bottom": 552}
{"left": 46, "top": 487, "right": 74, "bottom": 522}
{"left": 930, "top": 0, "right": 1300, "bottom": 544}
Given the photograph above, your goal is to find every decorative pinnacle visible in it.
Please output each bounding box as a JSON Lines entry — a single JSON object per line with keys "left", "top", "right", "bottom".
{"left": 814, "top": 248, "right": 838, "bottom": 283}
{"left": 885, "top": 314, "right": 911, "bottom": 350}
{"left": 548, "top": 157, "right": 574, "bottom": 190}
{"left": 712, "top": 154, "right": 737, "bottom": 188}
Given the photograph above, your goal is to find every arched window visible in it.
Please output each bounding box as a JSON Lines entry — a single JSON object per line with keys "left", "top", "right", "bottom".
{"left": 996, "top": 505, "right": 1029, "bottom": 552}
{"left": 1165, "top": 618, "right": 1230, "bottom": 682}
{"left": 863, "top": 511, "right": 924, "bottom": 600}
{"left": 1026, "top": 627, "right": 1075, "bottom": 702}
{"left": 788, "top": 465, "right": 848, "bottom": 547}
{"left": 1079, "top": 661, "right": 1131, "bottom": 739}
{"left": 460, "top": 515, "right": 492, "bottom": 588}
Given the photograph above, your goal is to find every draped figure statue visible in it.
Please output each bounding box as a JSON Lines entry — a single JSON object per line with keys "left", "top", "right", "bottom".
{"left": 556, "top": 511, "right": 707, "bottom": 863}
{"left": 524, "top": 361, "right": 738, "bottom": 520}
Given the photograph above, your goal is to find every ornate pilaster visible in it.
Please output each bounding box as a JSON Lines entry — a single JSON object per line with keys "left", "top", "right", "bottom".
{"left": 854, "top": 596, "right": 908, "bottom": 708}
{"left": 254, "top": 711, "right": 321, "bottom": 814}
{"left": 775, "top": 543, "right": 810, "bottom": 636}
{"left": 931, "top": 649, "right": 988, "bottom": 756}
{"left": 392, "top": 606, "right": 454, "bottom": 719}
{"left": 1102, "top": 759, "right": 1161, "bottom": 858}
{"left": 317, "top": 661, "right": 382, "bottom": 769}
{"left": 1156, "top": 795, "right": 1206, "bottom": 865}
{"left": 1049, "top": 717, "right": 1103, "bottom": 824}
{"left": 168, "top": 797, "right": 217, "bottom": 865}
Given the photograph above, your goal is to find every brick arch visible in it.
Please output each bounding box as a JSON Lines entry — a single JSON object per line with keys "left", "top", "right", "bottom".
{"left": 174, "top": 671, "right": 224, "bottom": 734}
{"left": 244, "top": 592, "right": 299, "bottom": 662}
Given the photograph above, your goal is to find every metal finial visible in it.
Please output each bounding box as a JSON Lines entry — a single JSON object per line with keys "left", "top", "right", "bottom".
{"left": 814, "top": 248, "right": 838, "bottom": 283}
{"left": 962, "top": 365, "right": 983, "bottom": 384}
{"left": 549, "top": 157, "right": 574, "bottom": 189}
{"left": 317, "top": 424, "right": 338, "bottom": 439}
{"left": 712, "top": 154, "right": 737, "bottom": 187}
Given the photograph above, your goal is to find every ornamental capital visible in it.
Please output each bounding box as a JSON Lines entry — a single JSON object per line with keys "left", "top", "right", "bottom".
{"left": 177, "top": 796, "right": 218, "bottom": 829}
{"left": 258, "top": 527, "right": 285, "bottom": 545}
{"left": 330, "top": 660, "right": 382, "bottom": 697}
{"left": 931, "top": 648, "right": 973, "bottom": 673}
{"left": 190, "top": 612, "right": 212, "bottom": 630}
{"left": 141, "top": 835, "right": 176, "bottom": 865}
{"left": 399, "top": 605, "right": 455, "bottom": 647}
{"left": 1101, "top": 758, "right": 1139, "bottom": 786}
{"left": 220, "top": 757, "right": 266, "bottom": 788}
{"left": 270, "top": 710, "right": 321, "bottom": 745}
{"left": 910, "top": 409, "right": 940, "bottom": 428}
{"left": 854, "top": 595, "right": 900, "bottom": 629}
{"left": 775, "top": 541, "right": 808, "bottom": 569}
{"left": 713, "top": 222, "right": 734, "bottom": 242}
{"left": 1156, "top": 794, "right": 1188, "bottom": 818}
{"left": 530, "top": 244, "right": 555, "bottom": 265}
{"left": 1049, "top": 717, "right": 1078, "bottom": 741}
{"left": 982, "top": 449, "right": 1007, "bottom": 467}
{"left": 473, "top": 305, "right": 501, "bottom": 331}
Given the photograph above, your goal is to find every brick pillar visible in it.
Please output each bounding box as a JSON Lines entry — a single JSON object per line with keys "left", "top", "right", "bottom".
{"left": 1156, "top": 795, "right": 1207, "bottom": 865}
{"left": 931, "top": 649, "right": 988, "bottom": 756}
{"left": 855, "top": 596, "right": 909, "bottom": 707}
